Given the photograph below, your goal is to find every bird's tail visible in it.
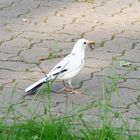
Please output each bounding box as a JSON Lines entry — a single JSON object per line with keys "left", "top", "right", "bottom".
{"left": 25, "top": 77, "right": 47, "bottom": 95}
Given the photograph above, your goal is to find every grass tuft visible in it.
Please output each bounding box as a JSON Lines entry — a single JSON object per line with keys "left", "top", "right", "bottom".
{"left": 0, "top": 119, "right": 75, "bottom": 140}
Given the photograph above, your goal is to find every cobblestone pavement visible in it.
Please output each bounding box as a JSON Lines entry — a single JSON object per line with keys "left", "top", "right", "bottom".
{"left": 0, "top": 0, "right": 140, "bottom": 125}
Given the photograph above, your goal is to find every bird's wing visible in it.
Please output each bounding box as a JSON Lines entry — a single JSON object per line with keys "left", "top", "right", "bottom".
{"left": 47, "top": 53, "right": 83, "bottom": 80}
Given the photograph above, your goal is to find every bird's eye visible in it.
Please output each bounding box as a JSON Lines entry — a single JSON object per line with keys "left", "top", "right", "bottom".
{"left": 84, "top": 42, "right": 87, "bottom": 44}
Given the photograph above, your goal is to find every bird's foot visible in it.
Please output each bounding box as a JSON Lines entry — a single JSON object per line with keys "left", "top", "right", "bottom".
{"left": 58, "top": 87, "right": 71, "bottom": 92}
{"left": 68, "top": 89, "right": 81, "bottom": 94}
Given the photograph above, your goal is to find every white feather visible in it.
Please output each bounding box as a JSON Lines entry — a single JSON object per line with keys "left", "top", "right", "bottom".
{"left": 25, "top": 39, "right": 89, "bottom": 94}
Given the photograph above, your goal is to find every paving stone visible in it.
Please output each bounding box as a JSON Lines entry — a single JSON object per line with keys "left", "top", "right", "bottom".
{"left": 20, "top": 47, "right": 51, "bottom": 63}
{"left": 86, "top": 58, "right": 112, "bottom": 68}
{"left": 123, "top": 103, "right": 140, "bottom": 118}
{"left": 100, "top": 38, "right": 134, "bottom": 52}
{"left": 0, "top": 87, "right": 22, "bottom": 108}
{"left": 120, "top": 48, "right": 140, "bottom": 62}
{"left": 81, "top": 76, "right": 105, "bottom": 97}
{"left": 2, "top": 37, "right": 30, "bottom": 47}
{"left": 0, "top": 52, "right": 16, "bottom": 61}
{"left": 116, "top": 30, "right": 140, "bottom": 41}
{"left": 126, "top": 70, "right": 140, "bottom": 79}
{"left": 0, "top": 29, "right": 14, "bottom": 42}
{"left": 87, "top": 50, "right": 122, "bottom": 60}
{"left": 110, "top": 88, "right": 139, "bottom": 108}
{"left": 119, "top": 79, "right": 140, "bottom": 90}
{"left": 0, "top": 0, "right": 140, "bottom": 126}
{"left": 0, "top": 61, "right": 35, "bottom": 72}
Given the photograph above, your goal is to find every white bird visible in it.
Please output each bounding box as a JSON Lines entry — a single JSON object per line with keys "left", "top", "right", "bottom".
{"left": 25, "top": 39, "right": 95, "bottom": 95}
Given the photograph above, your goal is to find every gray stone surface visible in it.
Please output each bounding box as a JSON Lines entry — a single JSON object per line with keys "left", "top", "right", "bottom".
{"left": 0, "top": 0, "right": 140, "bottom": 127}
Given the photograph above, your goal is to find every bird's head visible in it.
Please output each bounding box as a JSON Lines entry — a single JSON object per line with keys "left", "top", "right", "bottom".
{"left": 73, "top": 39, "right": 95, "bottom": 52}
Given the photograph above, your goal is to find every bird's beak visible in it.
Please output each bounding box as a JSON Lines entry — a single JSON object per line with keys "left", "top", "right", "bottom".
{"left": 87, "top": 41, "right": 96, "bottom": 50}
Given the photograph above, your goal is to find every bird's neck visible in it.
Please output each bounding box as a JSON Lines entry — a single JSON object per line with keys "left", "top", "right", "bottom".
{"left": 71, "top": 47, "right": 85, "bottom": 58}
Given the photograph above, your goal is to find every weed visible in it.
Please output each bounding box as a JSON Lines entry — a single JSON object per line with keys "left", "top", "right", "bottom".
{"left": 0, "top": 72, "right": 140, "bottom": 140}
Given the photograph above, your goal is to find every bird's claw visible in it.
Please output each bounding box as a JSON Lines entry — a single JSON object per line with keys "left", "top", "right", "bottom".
{"left": 58, "top": 87, "right": 71, "bottom": 92}
{"left": 58, "top": 87, "right": 81, "bottom": 94}
{"left": 68, "top": 89, "right": 81, "bottom": 94}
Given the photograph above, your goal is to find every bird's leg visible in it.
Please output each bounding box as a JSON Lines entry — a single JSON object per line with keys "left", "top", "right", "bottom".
{"left": 67, "top": 79, "right": 73, "bottom": 89}
{"left": 58, "top": 80, "right": 71, "bottom": 92}
{"left": 67, "top": 79, "right": 81, "bottom": 94}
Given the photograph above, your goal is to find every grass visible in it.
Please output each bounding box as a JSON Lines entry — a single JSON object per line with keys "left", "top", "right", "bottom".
{"left": 0, "top": 118, "right": 140, "bottom": 140}
{"left": 0, "top": 120, "right": 98, "bottom": 140}
{"left": 0, "top": 70, "right": 140, "bottom": 139}
{"left": 82, "top": 126, "right": 140, "bottom": 140}
{"left": 0, "top": 119, "right": 74, "bottom": 140}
